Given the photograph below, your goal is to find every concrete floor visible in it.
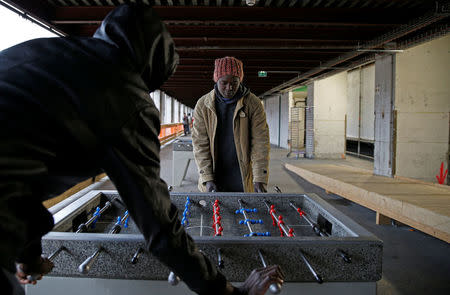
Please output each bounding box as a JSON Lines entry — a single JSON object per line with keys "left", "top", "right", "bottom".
{"left": 156, "top": 137, "right": 450, "bottom": 295}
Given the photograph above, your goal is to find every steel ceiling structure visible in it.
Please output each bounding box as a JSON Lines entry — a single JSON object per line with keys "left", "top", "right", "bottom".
{"left": 3, "top": 0, "right": 449, "bottom": 107}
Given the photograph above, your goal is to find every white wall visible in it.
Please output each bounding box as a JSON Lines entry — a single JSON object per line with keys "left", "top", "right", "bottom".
{"left": 346, "top": 69, "right": 360, "bottom": 139}
{"left": 174, "top": 100, "right": 180, "bottom": 123}
{"left": 264, "top": 93, "right": 290, "bottom": 148}
{"left": 394, "top": 35, "right": 450, "bottom": 182}
{"left": 279, "top": 92, "right": 289, "bottom": 149}
{"left": 361, "top": 65, "right": 375, "bottom": 140}
{"left": 314, "top": 72, "right": 347, "bottom": 158}
{"left": 346, "top": 64, "right": 375, "bottom": 141}
{"left": 265, "top": 95, "right": 279, "bottom": 146}
{"left": 163, "top": 94, "right": 172, "bottom": 124}
{"left": 179, "top": 104, "right": 184, "bottom": 123}
{"left": 151, "top": 90, "right": 160, "bottom": 111}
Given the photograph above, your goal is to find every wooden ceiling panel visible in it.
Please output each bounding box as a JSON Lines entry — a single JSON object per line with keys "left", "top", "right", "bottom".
{"left": 3, "top": 0, "right": 448, "bottom": 107}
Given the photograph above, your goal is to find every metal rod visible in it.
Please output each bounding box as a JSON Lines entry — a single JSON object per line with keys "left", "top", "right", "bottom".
{"left": 273, "top": 186, "right": 282, "bottom": 193}
{"left": 289, "top": 202, "right": 328, "bottom": 237}
{"left": 212, "top": 200, "right": 222, "bottom": 236}
{"left": 299, "top": 250, "right": 323, "bottom": 284}
{"left": 79, "top": 215, "right": 123, "bottom": 274}
{"left": 263, "top": 201, "right": 293, "bottom": 237}
{"left": 200, "top": 214, "right": 203, "bottom": 237}
{"left": 257, "top": 250, "right": 282, "bottom": 294}
{"left": 238, "top": 199, "right": 254, "bottom": 235}
{"left": 108, "top": 217, "right": 122, "bottom": 234}
{"left": 258, "top": 250, "right": 267, "bottom": 268}
{"left": 213, "top": 201, "right": 224, "bottom": 269}
{"left": 120, "top": 210, "right": 130, "bottom": 224}
{"left": 48, "top": 246, "right": 67, "bottom": 261}
{"left": 131, "top": 248, "right": 144, "bottom": 264}
{"left": 217, "top": 248, "right": 224, "bottom": 269}
{"left": 289, "top": 202, "right": 313, "bottom": 227}
{"left": 214, "top": 212, "right": 220, "bottom": 235}
{"left": 76, "top": 201, "right": 112, "bottom": 233}
{"left": 338, "top": 249, "right": 352, "bottom": 263}
{"left": 78, "top": 247, "right": 104, "bottom": 274}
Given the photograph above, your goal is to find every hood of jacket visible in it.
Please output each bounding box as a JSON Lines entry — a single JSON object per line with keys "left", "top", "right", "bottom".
{"left": 93, "top": 4, "right": 178, "bottom": 91}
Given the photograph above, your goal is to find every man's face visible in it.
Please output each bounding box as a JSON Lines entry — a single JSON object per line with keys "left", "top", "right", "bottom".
{"left": 217, "top": 75, "right": 240, "bottom": 99}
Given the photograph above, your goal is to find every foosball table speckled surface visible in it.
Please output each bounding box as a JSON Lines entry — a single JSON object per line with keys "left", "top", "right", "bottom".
{"left": 40, "top": 190, "right": 382, "bottom": 290}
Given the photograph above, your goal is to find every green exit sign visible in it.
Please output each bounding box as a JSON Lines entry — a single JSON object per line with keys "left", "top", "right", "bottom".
{"left": 258, "top": 71, "right": 267, "bottom": 77}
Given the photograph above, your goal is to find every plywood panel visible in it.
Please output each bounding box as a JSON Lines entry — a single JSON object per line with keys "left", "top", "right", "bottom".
{"left": 394, "top": 35, "right": 450, "bottom": 182}
{"left": 360, "top": 65, "right": 375, "bottom": 141}
{"left": 264, "top": 95, "right": 280, "bottom": 146}
{"left": 285, "top": 163, "right": 450, "bottom": 243}
{"left": 396, "top": 141, "right": 449, "bottom": 181}
{"left": 395, "top": 35, "right": 450, "bottom": 113}
{"left": 374, "top": 55, "right": 394, "bottom": 176}
{"left": 346, "top": 69, "right": 360, "bottom": 138}
{"left": 279, "top": 93, "right": 290, "bottom": 149}
{"left": 305, "top": 83, "right": 315, "bottom": 158}
{"left": 314, "top": 72, "right": 346, "bottom": 157}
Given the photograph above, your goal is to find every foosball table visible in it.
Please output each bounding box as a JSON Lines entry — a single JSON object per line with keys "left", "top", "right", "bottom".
{"left": 27, "top": 190, "right": 382, "bottom": 295}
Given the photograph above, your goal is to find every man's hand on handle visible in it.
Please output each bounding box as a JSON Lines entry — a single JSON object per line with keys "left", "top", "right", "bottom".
{"left": 16, "top": 256, "right": 54, "bottom": 285}
{"left": 253, "top": 182, "right": 267, "bottom": 193}
{"left": 206, "top": 181, "right": 218, "bottom": 192}
{"left": 238, "top": 265, "right": 284, "bottom": 295}
{"left": 222, "top": 265, "right": 284, "bottom": 295}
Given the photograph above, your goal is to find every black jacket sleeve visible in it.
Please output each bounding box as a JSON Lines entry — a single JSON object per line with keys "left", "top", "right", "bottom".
{"left": 100, "top": 105, "right": 226, "bottom": 295}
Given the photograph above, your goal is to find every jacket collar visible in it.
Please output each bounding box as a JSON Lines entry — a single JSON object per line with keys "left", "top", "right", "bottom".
{"left": 204, "top": 89, "right": 246, "bottom": 112}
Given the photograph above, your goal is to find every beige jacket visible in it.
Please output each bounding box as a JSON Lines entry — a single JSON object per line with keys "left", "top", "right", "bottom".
{"left": 192, "top": 89, "right": 270, "bottom": 192}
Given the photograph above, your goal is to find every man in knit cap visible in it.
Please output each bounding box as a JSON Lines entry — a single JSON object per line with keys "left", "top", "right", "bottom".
{"left": 192, "top": 56, "right": 270, "bottom": 193}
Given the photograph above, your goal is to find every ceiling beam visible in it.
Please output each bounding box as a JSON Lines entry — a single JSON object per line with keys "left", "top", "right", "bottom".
{"left": 177, "top": 49, "right": 347, "bottom": 58}
{"left": 53, "top": 19, "right": 399, "bottom": 27}
{"left": 178, "top": 57, "right": 323, "bottom": 63}
{"left": 51, "top": 6, "right": 421, "bottom": 24}
{"left": 174, "top": 65, "right": 310, "bottom": 71}
{"left": 57, "top": 23, "right": 394, "bottom": 39}
{"left": 167, "top": 25, "right": 390, "bottom": 39}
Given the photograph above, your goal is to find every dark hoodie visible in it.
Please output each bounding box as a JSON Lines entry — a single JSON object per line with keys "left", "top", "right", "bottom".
{"left": 0, "top": 4, "right": 225, "bottom": 294}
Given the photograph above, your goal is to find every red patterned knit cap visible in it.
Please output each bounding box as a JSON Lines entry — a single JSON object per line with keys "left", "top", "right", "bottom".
{"left": 213, "top": 56, "right": 244, "bottom": 82}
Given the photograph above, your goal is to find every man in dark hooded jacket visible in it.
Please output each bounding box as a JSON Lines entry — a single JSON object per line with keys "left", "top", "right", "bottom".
{"left": 0, "top": 4, "right": 283, "bottom": 295}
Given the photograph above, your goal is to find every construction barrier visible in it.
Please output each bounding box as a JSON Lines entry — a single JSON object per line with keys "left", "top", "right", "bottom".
{"left": 159, "top": 122, "right": 185, "bottom": 145}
